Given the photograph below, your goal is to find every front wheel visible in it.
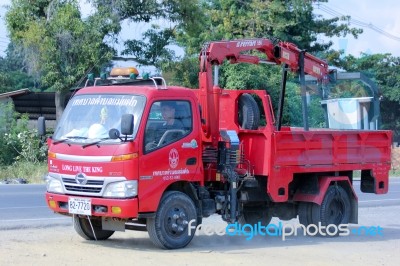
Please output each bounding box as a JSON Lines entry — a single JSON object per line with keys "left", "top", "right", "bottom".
{"left": 147, "top": 191, "right": 197, "bottom": 249}
{"left": 73, "top": 215, "right": 114, "bottom": 240}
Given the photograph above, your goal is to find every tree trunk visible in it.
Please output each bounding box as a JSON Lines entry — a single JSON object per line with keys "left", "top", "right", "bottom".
{"left": 55, "top": 91, "right": 68, "bottom": 122}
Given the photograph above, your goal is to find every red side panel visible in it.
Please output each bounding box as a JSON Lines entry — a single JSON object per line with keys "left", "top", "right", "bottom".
{"left": 272, "top": 130, "right": 391, "bottom": 167}
{"left": 267, "top": 129, "right": 392, "bottom": 202}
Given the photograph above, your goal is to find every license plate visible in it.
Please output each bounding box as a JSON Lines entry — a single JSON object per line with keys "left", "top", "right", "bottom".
{"left": 68, "top": 197, "right": 91, "bottom": 215}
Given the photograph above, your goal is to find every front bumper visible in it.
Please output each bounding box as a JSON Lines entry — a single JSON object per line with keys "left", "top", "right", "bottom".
{"left": 46, "top": 192, "right": 138, "bottom": 219}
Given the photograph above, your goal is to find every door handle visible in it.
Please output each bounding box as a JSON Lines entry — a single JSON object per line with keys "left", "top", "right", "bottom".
{"left": 186, "top": 157, "right": 197, "bottom": 165}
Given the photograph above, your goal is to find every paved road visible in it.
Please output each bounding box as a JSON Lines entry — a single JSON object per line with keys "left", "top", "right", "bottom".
{"left": 0, "top": 184, "right": 70, "bottom": 229}
{"left": 0, "top": 179, "right": 399, "bottom": 229}
{"left": 355, "top": 178, "right": 400, "bottom": 207}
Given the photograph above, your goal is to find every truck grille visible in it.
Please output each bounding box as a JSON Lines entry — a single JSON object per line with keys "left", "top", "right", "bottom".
{"left": 62, "top": 177, "right": 104, "bottom": 193}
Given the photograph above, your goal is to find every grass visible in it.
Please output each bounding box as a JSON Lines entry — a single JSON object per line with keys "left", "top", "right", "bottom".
{"left": 0, "top": 161, "right": 47, "bottom": 184}
{"left": 389, "top": 169, "right": 400, "bottom": 177}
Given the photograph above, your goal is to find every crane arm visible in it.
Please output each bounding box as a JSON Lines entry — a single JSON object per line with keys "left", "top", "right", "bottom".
{"left": 198, "top": 38, "right": 329, "bottom": 145}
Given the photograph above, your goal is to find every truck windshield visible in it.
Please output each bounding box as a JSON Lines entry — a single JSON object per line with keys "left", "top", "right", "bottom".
{"left": 53, "top": 94, "right": 146, "bottom": 143}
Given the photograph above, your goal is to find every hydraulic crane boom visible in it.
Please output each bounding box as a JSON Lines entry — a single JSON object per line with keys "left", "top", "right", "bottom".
{"left": 198, "top": 38, "right": 329, "bottom": 145}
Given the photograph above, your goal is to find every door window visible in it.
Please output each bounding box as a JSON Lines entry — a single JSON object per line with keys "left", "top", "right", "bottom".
{"left": 144, "top": 100, "right": 192, "bottom": 152}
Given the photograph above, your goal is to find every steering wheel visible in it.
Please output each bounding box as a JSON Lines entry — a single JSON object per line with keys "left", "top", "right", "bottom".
{"left": 157, "top": 129, "right": 185, "bottom": 146}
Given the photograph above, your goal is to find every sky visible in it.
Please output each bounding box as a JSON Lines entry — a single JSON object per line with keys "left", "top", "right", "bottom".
{"left": 0, "top": 0, "right": 399, "bottom": 60}
{"left": 312, "top": 0, "right": 400, "bottom": 57}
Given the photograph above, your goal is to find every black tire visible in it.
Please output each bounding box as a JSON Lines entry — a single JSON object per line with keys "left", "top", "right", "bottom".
{"left": 147, "top": 191, "right": 197, "bottom": 249}
{"left": 311, "top": 185, "right": 351, "bottom": 235}
{"left": 238, "top": 93, "right": 260, "bottom": 130}
{"left": 73, "top": 215, "right": 114, "bottom": 240}
{"left": 298, "top": 202, "right": 314, "bottom": 227}
{"left": 238, "top": 204, "right": 272, "bottom": 226}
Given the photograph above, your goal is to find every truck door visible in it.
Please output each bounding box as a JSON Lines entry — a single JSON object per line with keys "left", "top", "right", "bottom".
{"left": 138, "top": 99, "right": 201, "bottom": 212}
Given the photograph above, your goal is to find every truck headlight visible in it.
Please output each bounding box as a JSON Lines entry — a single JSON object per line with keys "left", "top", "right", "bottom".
{"left": 103, "top": 180, "right": 137, "bottom": 198}
{"left": 46, "top": 175, "right": 63, "bottom": 194}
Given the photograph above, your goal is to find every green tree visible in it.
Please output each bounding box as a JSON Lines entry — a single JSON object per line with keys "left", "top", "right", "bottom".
{"left": 121, "top": 25, "right": 176, "bottom": 68}
{"left": 0, "top": 42, "right": 38, "bottom": 93}
{"left": 335, "top": 53, "right": 400, "bottom": 101}
{"left": 113, "top": 0, "right": 201, "bottom": 70}
{"left": 165, "top": 0, "right": 364, "bottom": 120}
{"left": 94, "top": 0, "right": 202, "bottom": 24}
{"left": 161, "top": 57, "right": 199, "bottom": 87}
{"left": 172, "top": 0, "right": 363, "bottom": 126}
{"left": 175, "top": 0, "right": 362, "bottom": 56}
{"left": 0, "top": 70, "right": 36, "bottom": 93}
{"left": 6, "top": 0, "right": 121, "bottom": 119}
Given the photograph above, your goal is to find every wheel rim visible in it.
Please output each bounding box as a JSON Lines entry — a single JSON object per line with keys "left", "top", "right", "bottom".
{"left": 164, "top": 206, "right": 189, "bottom": 238}
{"left": 326, "top": 196, "right": 345, "bottom": 225}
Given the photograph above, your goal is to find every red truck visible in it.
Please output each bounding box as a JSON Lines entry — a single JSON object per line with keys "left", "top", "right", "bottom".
{"left": 39, "top": 38, "right": 392, "bottom": 249}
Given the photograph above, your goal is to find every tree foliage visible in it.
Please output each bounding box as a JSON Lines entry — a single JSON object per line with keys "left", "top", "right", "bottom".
{"left": 0, "top": 102, "right": 47, "bottom": 165}
{"left": 5, "top": 0, "right": 120, "bottom": 93}
{"left": 175, "top": 0, "right": 362, "bottom": 56}
{"left": 335, "top": 53, "right": 400, "bottom": 101}
{"left": 159, "top": 0, "right": 363, "bottom": 126}
{"left": 158, "top": 0, "right": 365, "bottom": 111}
{"left": 91, "top": 0, "right": 201, "bottom": 23}
{"left": 96, "top": 0, "right": 201, "bottom": 68}
{"left": 122, "top": 25, "right": 176, "bottom": 68}
{"left": 0, "top": 43, "right": 37, "bottom": 93}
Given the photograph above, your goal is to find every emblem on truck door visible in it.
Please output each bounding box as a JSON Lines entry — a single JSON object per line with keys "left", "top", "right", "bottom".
{"left": 75, "top": 172, "right": 87, "bottom": 185}
{"left": 169, "top": 149, "right": 179, "bottom": 169}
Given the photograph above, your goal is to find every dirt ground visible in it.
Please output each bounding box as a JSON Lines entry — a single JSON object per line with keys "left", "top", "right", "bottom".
{"left": 1, "top": 206, "right": 399, "bottom": 266}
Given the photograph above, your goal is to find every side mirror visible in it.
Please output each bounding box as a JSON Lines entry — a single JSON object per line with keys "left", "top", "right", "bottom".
{"left": 38, "top": 116, "right": 46, "bottom": 136}
{"left": 121, "top": 114, "right": 134, "bottom": 135}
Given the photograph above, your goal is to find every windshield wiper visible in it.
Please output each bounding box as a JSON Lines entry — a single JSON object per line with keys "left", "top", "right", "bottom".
{"left": 53, "top": 136, "right": 88, "bottom": 145}
{"left": 82, "top": 138, "right": 112, "bottom": 149}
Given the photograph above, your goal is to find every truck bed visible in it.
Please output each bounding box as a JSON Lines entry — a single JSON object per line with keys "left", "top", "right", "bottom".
{"left": 216, "top": 89, "right": 391, "bottom": 202}
{"left": 240, "top": 127, "right": 392, "bottom": 202}
{"left": 273, "top": 127, "right": 391, "bottom": 167}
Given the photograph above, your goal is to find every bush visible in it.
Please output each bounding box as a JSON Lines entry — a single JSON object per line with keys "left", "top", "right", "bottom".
{"left": 4, "top": 127, "right": 48, "bottom": 163}
{"left": 0, "top": 102, "right": 47, "bottom": 165}
{"left": 0, "top": 161, "right": 47, "bottom": 184}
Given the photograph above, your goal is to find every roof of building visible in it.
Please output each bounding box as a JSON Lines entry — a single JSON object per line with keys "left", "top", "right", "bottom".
{"left": 0, "top": 89, "right": 72, "bottom": 120}
{"left": 0, "top": 88, "right": 31, "bottom": 99}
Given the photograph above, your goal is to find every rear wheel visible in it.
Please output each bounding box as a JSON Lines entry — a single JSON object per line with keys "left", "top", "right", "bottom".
{"left": 298, "top": 201, "right": 314, "bottom": 227}
{"left": 312, "top": 185, "right": 351, "bottom": 235}
{"left": 147, "top": 191, "right": 197, "bottom": 249}
{"left": 238, "top": 204, "right": 272, "bottom": 226}
{"left": 73, "top": 215, "right": 114, "bottom": 240}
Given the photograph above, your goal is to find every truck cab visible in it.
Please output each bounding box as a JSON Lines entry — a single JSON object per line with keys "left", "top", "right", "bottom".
{"left": 44, "top": 76, "right": 204, "bottom": 243}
